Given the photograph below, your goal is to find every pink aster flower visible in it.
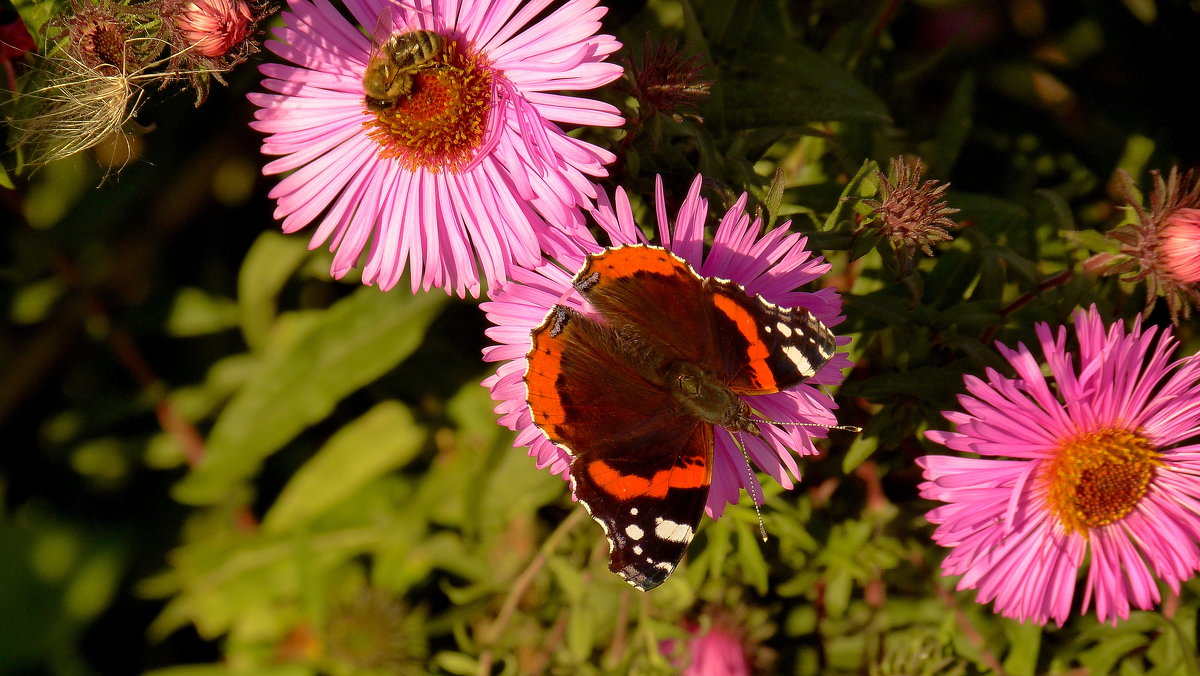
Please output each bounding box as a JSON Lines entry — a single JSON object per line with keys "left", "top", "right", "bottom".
{"left": 249, "top": 0, "right": 623, "bottom": 297}
{"left": 919, "top": 306, "right": 1200, "bottom": 626}
{"left": 482, "top": 175, "right": 851, "bottom": 517}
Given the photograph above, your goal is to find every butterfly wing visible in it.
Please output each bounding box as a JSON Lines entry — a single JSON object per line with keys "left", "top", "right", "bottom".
{"left": 572, "top": 245, "right": 717, "bottom": 370}
{"left": 526, "top": 305, "right": 710, "bottom": 590}
{"left": 703, "top": 279, "right": 836, "bottom": 395}
{"left": 575, "top": 244, "right": 836, "bottom": 396}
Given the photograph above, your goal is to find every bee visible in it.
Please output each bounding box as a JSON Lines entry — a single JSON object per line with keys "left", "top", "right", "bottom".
{"left": 362, "top": 9, "right": 447, "bottom": 111}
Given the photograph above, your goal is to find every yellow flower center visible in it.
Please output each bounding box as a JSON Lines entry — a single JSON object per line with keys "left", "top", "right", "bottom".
{"left": 1041, "top": 427, "right": 1160, "bottom": 534}
{"left": 363, "top": 40, "right": 493, "bottom": 174}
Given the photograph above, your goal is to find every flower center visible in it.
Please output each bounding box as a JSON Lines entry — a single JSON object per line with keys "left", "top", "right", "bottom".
{"left": 363, "top": 39, "right": 493, "bottom": 174}
{"left": 1041, "top": 427, "right": 1160, "bottom": 534}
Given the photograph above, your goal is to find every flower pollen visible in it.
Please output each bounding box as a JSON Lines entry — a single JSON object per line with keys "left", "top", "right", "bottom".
{"left": 1041, "top": 427, "right": 1159, "bottom": 534}
{"left": 364, "top": 41, "right": 492, "bottom": 174}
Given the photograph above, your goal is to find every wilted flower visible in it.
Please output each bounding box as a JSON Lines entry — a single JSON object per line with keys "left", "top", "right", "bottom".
{"left": 10, "top": 1, "right": 166, "bottom": 167}
{"left": 919, "top": 307, "right": 1200, "bottom": 626}
{"left": 53, "top": 0, "right": 163, "bottom": 70}
{"left": 624, "top": 36, "right": 711, "bottom": 124}
{"left": 1101, "top": 167, "right": 1200, "bottom": 321}
{"left": 250, "top": 0, "right": 623, "bottom": 296}
{"left": 862, "top": 156, "right": 960, "bottom": 276}
{"left": 482, "top": 175, "right": 850, "bottom": 518}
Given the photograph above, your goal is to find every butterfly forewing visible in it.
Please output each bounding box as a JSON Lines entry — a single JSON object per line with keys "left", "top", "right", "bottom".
{"left": 573, "top": 245, "right": 722, "bottom": 371}
{"left": 704, "top": 279, "right": 836, "bottom": 395}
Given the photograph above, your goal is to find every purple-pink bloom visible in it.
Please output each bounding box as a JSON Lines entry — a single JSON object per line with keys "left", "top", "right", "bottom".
{"left": 249, "top": 0, "right": 623, "bottom": 297}
{"left": 482, "top": 175, "right": 851, "bottom": 517}
{"left": 920, "top": 306, "right": 1200, "bottom": 625}
{"left": 680, "top": 623, "right": 751, "bottom": 676}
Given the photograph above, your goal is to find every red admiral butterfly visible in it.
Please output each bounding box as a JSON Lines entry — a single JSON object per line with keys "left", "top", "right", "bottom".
{"left": 524, "top": 244, "right": 836, "bottom": 590}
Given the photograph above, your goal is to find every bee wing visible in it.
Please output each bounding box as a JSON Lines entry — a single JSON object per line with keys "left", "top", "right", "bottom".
{"left": 367, "top": 5, "right": 396, "bottom": 59}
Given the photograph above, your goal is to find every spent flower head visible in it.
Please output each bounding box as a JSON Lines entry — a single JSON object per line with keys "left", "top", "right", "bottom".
{"left": 623, "top": 36, "right": 711, "bottom": 124}
{"left": 1101, "top": 167, "right": 1200, "bottom": 322}
{"left": 862, "top": 156, "right": 960, "bottom": 276}
{"left": 919, "top": 306, "right": 1200, "bottom": 625}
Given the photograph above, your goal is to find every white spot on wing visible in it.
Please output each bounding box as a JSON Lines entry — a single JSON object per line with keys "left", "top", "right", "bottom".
{"left": 633, "top": 545, "right": 643, "bottom": 555}
{"left": 630, "top": 507, "right": 639, "bottom": 516}
{"left": 776, "top": 322, "right": 793, "bottom": 338}
{"left": 625, "top": 524, "right": 644, "bottom": 541}
{"left": 653, "top": 517, "right": 694, "bottom": 543}
{"left": 782, "top": 344, "right": 813, "bottom": 376}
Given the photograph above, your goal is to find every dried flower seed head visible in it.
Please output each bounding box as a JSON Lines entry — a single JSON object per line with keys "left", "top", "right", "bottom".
{"left": 51, "top": 0, "right": 163, "bottom": 71}
{"left": 1103, "top": 167, "right": 1200, "bottom": 322}
{"left": 624, "top": 36, "right": 711, "bottom": 124}
{"left": 862, "top": 156, "right": 960, "bottom": 274}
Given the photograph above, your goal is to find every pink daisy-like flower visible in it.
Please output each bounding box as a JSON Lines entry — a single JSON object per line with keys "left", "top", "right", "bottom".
{"left": 680, "top": 624, "right": 751, "bottom": 676}
{"left": 919, "top": 306, "right": 1200, "bottom": 626}
{"left": 250, "top": 0, "right": 623, "bottom": 296}
{"left": 482, "top": 175, "right": 851, "bottom": 518}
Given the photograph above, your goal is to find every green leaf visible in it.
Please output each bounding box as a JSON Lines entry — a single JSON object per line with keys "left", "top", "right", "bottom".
{"left": 173, "top": 288, "right": 447, "bottom": 505}
{"left": 263, "top": 401, "right": 424, "bottom": 533}
{"left": 1001, "top": 619, "right": 1041, "bottom": 676}
{"left": 432, "top": 651, "right": 480, "bottom": 675}
{"left": 167, "top": 288, "right": 239, "bottom": 337}
{"left": 841, "top": 435, "right": 878, "bottom": 474}
{"left": 238, "top": 232, "right": 313, "bottom": 351}
{"left": 823, "top": 159, "right": 878, "bottom": 233}
{"left": 723, "top": 45, "right": 889, "bottom": 128}
{"left": 567, "top": 599, "right": 596, "bottom": 662}
{"left": 734, "top": 519, "right": 769, "bottom": 594}
{"left": 927, "top": 73, "right": 975, "bottom": 176}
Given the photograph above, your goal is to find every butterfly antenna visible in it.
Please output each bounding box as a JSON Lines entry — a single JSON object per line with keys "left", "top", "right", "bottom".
{"left": 732, "top": 431, "right": 768, "bottom": 543}
{"left": 750, "top": 417, "right": 862, "bottom": 434}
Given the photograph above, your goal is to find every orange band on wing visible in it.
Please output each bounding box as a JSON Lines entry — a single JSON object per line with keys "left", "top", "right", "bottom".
{"left": 711, "top": 293, "right": 774, "bottom": 389}
{"left": 526, "top": 314, "right": 568, "bottom": 438}
{"left": 586, "top": 245, "right": 691, "bottom": 281}
{"left": 587, "top": 457, "right": 708, "bottom": 499}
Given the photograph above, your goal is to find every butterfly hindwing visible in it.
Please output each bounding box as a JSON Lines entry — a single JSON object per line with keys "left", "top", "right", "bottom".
{"left": 571, "top": 424, "right": 712, "bottom": 591}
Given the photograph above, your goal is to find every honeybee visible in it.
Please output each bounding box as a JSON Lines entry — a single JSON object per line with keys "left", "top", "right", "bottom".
{"left": 362, "top": 9, "right": 447, "bottom": 111}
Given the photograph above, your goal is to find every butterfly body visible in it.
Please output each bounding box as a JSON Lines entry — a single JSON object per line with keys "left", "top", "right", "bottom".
{"left": 524, "top": 244, "right": 835, "bottom": 590}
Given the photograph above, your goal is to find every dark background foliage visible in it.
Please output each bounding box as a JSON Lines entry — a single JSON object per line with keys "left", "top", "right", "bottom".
{"left": 3, "top": 0, "right": 1200, "bottom": 674}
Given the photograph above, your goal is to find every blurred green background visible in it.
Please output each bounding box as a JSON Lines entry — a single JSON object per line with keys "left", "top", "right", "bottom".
{"left": 3, "top": 0, "right": 1200, "bottom": 674}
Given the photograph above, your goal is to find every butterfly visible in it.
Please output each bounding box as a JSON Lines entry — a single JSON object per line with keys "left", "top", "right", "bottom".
{"left": 524, "top": 244, "right": 836, "bottom": 590}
